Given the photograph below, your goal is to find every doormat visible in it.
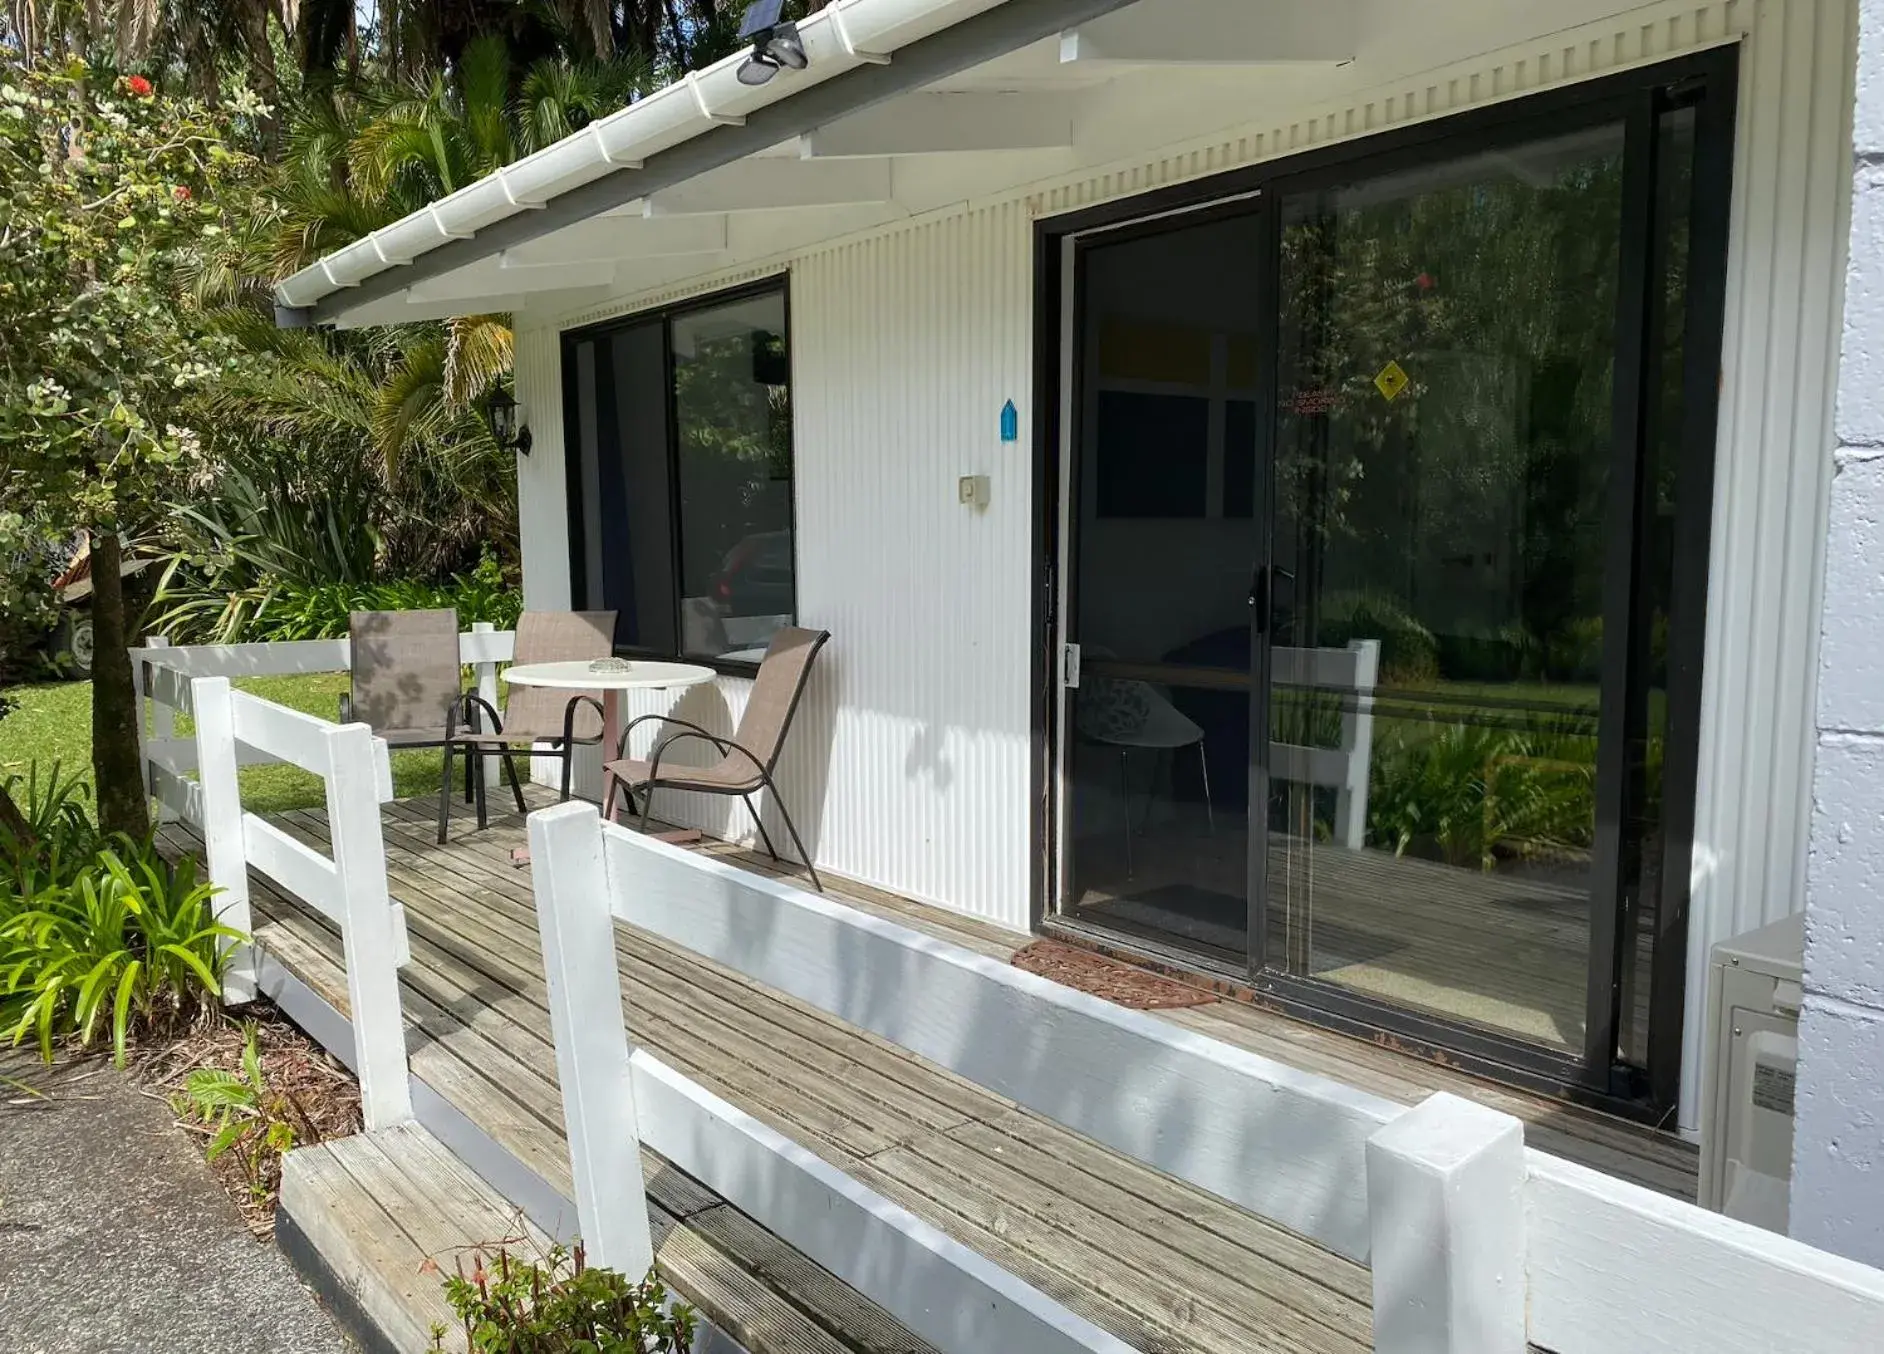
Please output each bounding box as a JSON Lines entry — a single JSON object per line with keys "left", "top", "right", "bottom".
{"left": 1010, "top": 941, "right": 1218, "bottom": 1011}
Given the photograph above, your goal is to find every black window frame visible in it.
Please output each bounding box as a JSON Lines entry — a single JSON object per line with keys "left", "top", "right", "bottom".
{"left": 561, "top": 274, "right": 798, "bottom": 679}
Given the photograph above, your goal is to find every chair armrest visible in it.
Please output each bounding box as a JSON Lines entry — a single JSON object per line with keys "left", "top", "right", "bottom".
{"left": 618, "top": 713, "right": 719, "bottom": 761}
{"left": 459, "top": 691, "right": 505, "bottom": 737}
{"left": 561, "top": 694, "right": 606, "bottom": 749}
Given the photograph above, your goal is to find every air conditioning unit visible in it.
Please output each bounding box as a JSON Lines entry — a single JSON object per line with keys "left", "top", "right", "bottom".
{"left": 1698, "top": 912, "right": 1803, "bottom": 1233}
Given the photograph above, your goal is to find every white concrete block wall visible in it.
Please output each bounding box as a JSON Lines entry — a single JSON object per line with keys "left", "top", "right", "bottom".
{"left": 1795, "top": 0, "right": 1884, "bottom": 1267}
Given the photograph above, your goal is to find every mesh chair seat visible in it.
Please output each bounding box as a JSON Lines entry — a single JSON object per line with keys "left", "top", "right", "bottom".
{"left": 608, "top": 756, "right": 766, "bottom": 795}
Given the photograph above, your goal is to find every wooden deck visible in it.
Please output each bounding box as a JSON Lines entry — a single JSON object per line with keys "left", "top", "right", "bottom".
{"left": 1070, "top": 823, "right": 1651, "bottom": 1060}
{"left": 160, "top": 788, "right": 1694, "bottom": 1351}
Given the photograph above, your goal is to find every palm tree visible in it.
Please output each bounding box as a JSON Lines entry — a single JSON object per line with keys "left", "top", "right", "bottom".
{"left": 272, "top": 33, "right": 648, "bottom": 271}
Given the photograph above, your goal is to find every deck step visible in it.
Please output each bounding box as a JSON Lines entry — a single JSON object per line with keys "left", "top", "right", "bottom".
{"left": 279, "top": 1122, "right": 932, "bottom": 1354}
{"left": 280, "top": 1122, "right": 540, "bottom": 1353}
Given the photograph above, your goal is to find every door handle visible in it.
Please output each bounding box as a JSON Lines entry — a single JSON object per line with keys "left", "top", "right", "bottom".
{"left": 1248, "top": 565, "right": 1271, "bottom": 635}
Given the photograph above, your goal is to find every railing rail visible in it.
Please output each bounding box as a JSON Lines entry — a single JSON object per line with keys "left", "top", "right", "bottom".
{"left": 129, "top": 630, "right": 514, "bottom": 801}
{"left": 136, "top": 640, "right": 421, "bottom": 1132}
{"left": 528, "top": 800, "right": 1884, "bottom": 1354}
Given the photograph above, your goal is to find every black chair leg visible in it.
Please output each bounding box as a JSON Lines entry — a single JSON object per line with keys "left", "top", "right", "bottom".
{"left": 742, "top": 793, "right": 781, "bottom": 863}
{"left": 438, "top": 742, "right": 454, "bottom": 845}
{"left": 463, "top": 740, "right": 475, "bottom": 804}
{"left": 501, "top": 750, "right": 527, "bottom": 815}
{"left": 765, "top": 774, "right": 822, "bottom": 893}
{"left": 640, "top": 783, "right": 656, "bottom": 833}
{"left": 473, "top": 746, "right": 489, "bottom": 831}
{"left": 559, "top": 749, "right": 574, "bottom": 803}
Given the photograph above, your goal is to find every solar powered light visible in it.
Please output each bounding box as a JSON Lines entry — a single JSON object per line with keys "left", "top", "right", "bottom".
{"left": 735, "top": 0, "right": 809, "bottom": 87}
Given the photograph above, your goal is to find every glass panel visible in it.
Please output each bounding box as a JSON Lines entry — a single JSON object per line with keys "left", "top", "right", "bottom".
{"left": 670, "top": 291, "right": 796, "bottom": 661}
{"left": 570, "top": 324, "right": 677, "bottom": 654}
{"left": 1268, "top": 125, "right": 1627, "bottom": 1053}
{"left": 1063, "top": 212, "right": 1263, "bottom": 963}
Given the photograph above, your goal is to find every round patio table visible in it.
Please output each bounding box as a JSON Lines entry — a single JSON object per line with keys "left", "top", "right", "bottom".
{"left": 501, "top": 658, "right": 716, "bottom": 857}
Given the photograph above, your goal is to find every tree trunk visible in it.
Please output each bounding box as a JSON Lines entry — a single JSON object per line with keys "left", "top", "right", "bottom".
{"left": 89, "top": 533, "right": 148, "bottom": 840}
{"left": 240, "top": 1, "right": 283, "bottom": 151}
{"left": 0, "top": 779, "right": 32, "bottom": 850}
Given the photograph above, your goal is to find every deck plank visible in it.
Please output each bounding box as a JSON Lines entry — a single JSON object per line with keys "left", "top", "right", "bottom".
{"left": 161, "top": 787, "right": 1692, "bottom": 1353}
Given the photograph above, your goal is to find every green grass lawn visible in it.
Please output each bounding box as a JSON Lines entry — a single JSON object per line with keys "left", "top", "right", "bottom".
{"left": 0, "top": 674, "right": 447, "bottom": 819}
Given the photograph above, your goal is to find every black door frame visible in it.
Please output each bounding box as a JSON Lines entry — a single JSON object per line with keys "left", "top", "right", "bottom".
{"left": 1030, "top": 45, "right": 1739, "bottom": 1118}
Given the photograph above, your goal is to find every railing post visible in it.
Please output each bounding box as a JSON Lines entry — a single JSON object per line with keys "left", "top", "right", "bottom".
{"left": 142, "top": 636, "right": 174, "bottom": 820}
{"left": 1334, "top": 639, "right": 1378, "bottom": 850}
{"left": 1366, "top": 1092, "right": 1527, "bottom": 1354}
{"left": 529, "top": 801, "right": 654, "bottom": 1277}
{"left": 190, "top": 676, "right": 257, "bottom": 1005}
{"left": 324, "top": 720, "right": 413, "bottom": 1130}
{"left": 472, "top": 621, "right": 505, "bottom": 797}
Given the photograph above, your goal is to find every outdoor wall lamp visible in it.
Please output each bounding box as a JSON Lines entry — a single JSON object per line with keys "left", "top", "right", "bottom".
{"left": 486, "top": 389, "right": 532, "bottom": 456}
{"left": 736, "top": 0, "right": 809, "bottom": 87}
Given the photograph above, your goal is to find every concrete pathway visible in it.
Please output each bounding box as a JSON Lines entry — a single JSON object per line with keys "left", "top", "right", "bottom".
{"left": 0, "top": 1048, "right": 356, "bottom": 1354}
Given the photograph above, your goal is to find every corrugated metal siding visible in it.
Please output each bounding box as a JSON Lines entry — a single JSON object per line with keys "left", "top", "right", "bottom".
{"left": 1679, "top": 0, "right": 1855, "bottom": 1128}
{"left": 514, "top": 328, "right": 571, "bottom": 612}
{"left": 787, "top": 202, "right": 1037, "bottom": 920}
{"left": 515, "top": 205, "right": 1039, "bottom": 928}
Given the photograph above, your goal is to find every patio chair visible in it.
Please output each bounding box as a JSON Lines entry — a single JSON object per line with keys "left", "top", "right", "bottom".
{"left": 344, "top": 608, "right": 474, "bottom": 838}
{"left": 441, "top": 610, "right": 617, "bottom": 842}
{"left": 1076, "top": 659, "right": 1214, "bottom": 879}
{"left": 602, "top": 626, "right": 830, "bottom": 892}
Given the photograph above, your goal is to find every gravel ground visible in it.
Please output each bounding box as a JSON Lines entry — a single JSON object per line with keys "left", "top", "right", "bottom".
{"left": 0, "top": 1047, "right": 356, "bottom": 1354}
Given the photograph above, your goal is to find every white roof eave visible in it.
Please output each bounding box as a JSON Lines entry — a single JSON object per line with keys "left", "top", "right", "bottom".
{"left": 274, "top": 0, "right": 1011, "bottom": 312}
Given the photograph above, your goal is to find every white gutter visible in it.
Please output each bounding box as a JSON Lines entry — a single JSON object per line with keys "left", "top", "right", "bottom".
{"left": 274, "top": 0, "right": 1013, "bottom": 312}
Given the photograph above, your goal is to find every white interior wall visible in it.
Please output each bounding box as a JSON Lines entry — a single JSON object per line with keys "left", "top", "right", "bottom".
{"left": 512, "top": 0, "right": 1856, "bottom": 1125}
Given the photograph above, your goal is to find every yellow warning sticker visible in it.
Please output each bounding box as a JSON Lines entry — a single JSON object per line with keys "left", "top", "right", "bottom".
{"left": 1374, "top": 360, "right": 1410, "bottom": 402}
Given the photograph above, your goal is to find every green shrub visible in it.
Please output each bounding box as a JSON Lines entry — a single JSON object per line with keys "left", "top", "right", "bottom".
{"left": 1365, "top": 718, "right": 1596, "bottom": 870}
{"left": 1317, "top": 592, "right": 1440, "bottom": 684}
{"left": 1545, "top": 615, "right": 1605, "bottom": 683}
{"left": 173, "top": 1020, "right": 298, "bottom": 1200}
{"left": 153, "top": 550, "right": 520, "bottom": 645}
{"left": 0, "top": 761, "right": 100, "bottom": 888}
{"left": 432, "top": 1243, "right": 695, "bottom": 1353}
{"left": 0, "top": 833, "right": 241, "bottom": 1065}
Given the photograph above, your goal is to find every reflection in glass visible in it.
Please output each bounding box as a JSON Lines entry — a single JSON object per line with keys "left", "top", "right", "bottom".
{"left": 1268, "top": 125, "right": 1627, "bottom": 1053}
{"left": 1063, "top": 214, "right": 1264, "bottom": 961}
{"left": 671, "top": 291, "right": 796, "bottom": 660}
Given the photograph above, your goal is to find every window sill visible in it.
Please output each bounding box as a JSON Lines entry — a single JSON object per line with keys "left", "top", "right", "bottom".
{"left": 612, "top": 649, "right": 761, "bottom": 681}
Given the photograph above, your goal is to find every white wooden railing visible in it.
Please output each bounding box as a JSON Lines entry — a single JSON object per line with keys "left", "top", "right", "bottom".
{"left": 130, "top": 626, "right": 516, "bottom": 803}
{"left": 1273, "top": 638, "right": 1379, "bottom": 849}
{"left": 528, "top": 799, "right": 1884, "bottom": 1354}
{"left": 126, "top": 632, "right": 522, "bottom": 1131}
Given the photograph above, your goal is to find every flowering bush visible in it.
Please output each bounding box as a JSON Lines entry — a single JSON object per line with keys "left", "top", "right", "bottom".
{"left": 0, "top": 56, "right": 256, "bottom": 833}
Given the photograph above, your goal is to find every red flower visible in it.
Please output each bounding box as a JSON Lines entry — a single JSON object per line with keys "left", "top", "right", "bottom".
{"left": 1415, "top": 271, "right": 1436, "bottom": 292}
{"left": 173, "top": 185, "right": 191, "bottom": 201}
{"left": 126, "top": 75, "right": 153, "bottom": 97}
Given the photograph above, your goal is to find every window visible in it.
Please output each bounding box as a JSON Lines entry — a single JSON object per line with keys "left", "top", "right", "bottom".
{"left": 564, "top": 281, "right": 796, "bottom": 666}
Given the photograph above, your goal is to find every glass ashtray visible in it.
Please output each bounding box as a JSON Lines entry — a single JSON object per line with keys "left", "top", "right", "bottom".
{"left": 588, "top": 657, "right": 633, "bottom": 674}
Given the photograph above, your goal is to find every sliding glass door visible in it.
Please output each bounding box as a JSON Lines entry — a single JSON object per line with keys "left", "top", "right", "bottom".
{"left": 1052, "top": 53, "right": 1733, "bottom": 1105}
